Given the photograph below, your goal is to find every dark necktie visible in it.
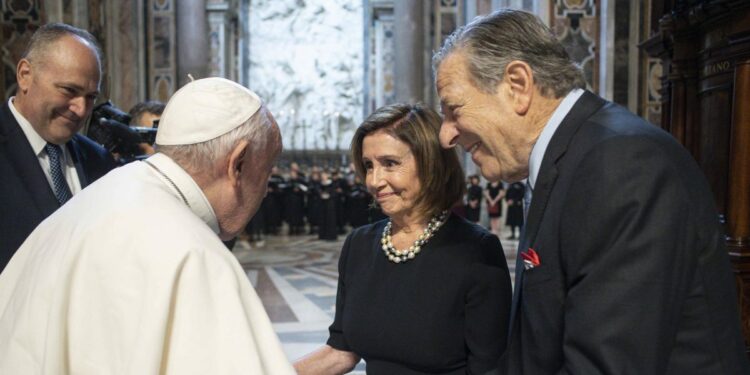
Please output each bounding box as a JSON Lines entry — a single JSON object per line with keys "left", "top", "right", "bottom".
{"left": 45, "top": 143, "right": 73, "bottom": 204}
{"left": 523, "top": 180, "right": 533, "bottom": 222}
{"left": 510, "top": 180, "right": 534, "bottom": 336}
{"left": 514, "top": 181, "right": 534, "bottom": 288}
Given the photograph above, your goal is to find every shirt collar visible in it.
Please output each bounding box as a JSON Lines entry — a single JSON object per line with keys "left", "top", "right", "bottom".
{"left": 527, "top": 88, "right": 585, "bottom": 189}
{"left": 9, "top": 97, "right": 47, "bottom": 156}
{"left": 144, "top": 153, "right": 220, "bottom": 235}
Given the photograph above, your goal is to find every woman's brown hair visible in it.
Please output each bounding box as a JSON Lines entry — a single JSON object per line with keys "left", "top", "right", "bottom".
{"left": 350, "top": 103, "right": 465, "bottom": 218}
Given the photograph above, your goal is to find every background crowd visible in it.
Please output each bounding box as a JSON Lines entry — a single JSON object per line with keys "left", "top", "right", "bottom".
{"left": 239, "top": 162, "right": 527, "bottom": 246}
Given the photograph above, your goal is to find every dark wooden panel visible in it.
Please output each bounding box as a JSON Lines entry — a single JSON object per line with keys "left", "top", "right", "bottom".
{"left": 643, "top": 0, "right": 750, "bottom": 353}
{"left": 727, "top": 60, "right": 750, "bottom": 241}
{"left": 697, "top": 87, "right": 731, "bottom": 214}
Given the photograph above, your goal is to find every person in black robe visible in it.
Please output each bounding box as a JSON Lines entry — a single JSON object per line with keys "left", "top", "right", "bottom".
{"left": 505, "top": 181, "right": 525, "bottom": 239}
{"left": 346, "top": 176, "right": 371, "bottom": 228}
{"left": 318, "top": 172, "right": 338, "bottom": 241}
{"left": 284, "top": 169, "right": 306, "bottom": 235}
{"left": 306, "top": 169, "right": 323, "bottom": 234}
{"left": 245, "top": 196, "right": 266, "bottom": 245}
{"left": 464, "top": 175, "right": 483, "bottom": 223}
{"left": 290, "top": 161, "right": 306, "bottom": 180}
{"left": 264, "top": 167, "right": 284, "bottom": 235}
{"left": 332, "top": 169, "right": 348, "bottom": 234}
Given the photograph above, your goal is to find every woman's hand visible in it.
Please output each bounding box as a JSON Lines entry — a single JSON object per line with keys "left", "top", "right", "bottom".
{"left": 293, "top": 345, "right": 360, "bottom": 375}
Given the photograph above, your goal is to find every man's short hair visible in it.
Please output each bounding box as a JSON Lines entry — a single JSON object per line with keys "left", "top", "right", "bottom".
{"left": 433, "top": 9, "right": 586, "bottom": 98}
{"left": 128, "top": 100, "right": 166, "bottom": 125}
{"left": 22, "top": 23, "right": 102, "bottom": 69}
{"left": 350, "top": 103, "right": 465, "bottom": 217}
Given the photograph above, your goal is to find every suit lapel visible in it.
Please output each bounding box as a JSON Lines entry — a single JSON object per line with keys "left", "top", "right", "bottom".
{"left": 508, "top": 166, "right": 559, "bottom": 338}
{"left": 67, "top": 135, "right": 89, "bottom": 188}
{"left": 507, "top": 91, "right": 607, "bottom": 338}
{"left": 0, "top": 103, "right": 60, "bottom": 215}
{"left": 524, "top": 92, "right": 606, "bottom": 246}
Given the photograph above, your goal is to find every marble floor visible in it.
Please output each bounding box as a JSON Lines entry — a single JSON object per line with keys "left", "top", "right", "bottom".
{"left": 233, "top": 224, "right": 520, "bottom": 373}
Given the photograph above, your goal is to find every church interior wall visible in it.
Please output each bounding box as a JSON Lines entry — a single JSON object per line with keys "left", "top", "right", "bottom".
{"left": 247, "top": 0, "right": 364, "bottom": 152}
{"left": 0, "top": 0, "right": 658, "bottom": 150}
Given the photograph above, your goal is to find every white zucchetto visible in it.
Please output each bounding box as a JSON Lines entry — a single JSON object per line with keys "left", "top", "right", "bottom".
{"left": 155, "top": 77, "right": 262, "bottom": 145}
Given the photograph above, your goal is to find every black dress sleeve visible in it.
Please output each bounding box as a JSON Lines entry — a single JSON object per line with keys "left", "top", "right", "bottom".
{"left": 326, "top": 232, "right": 353, "bottom": 350}
{"left": 464, "top": 232, "right": 512, "bottom": 374}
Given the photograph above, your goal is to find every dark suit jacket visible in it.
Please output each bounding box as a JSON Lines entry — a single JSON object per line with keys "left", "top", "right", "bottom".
{"left": 0, "top": 101, "right": 115, "bottom": 270}
{"left": 503, "top": 91, "right": 750, "bottom": 374}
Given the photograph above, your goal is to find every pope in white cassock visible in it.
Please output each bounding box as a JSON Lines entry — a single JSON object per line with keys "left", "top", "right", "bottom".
{"left": 0, "top": 77, "right": 295, "bottom": 374}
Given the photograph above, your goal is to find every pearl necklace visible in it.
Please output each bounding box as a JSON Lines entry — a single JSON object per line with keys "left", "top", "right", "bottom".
{"left": 381, "top": 210, "right": 448, "bottom": 263}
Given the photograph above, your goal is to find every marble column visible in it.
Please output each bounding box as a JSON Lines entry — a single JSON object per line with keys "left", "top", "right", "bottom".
{"left": 394, "top": 1, "right": 425, "bottom": 103}
{"left": 176, "top": 0, "right": 209, "bottom": 87}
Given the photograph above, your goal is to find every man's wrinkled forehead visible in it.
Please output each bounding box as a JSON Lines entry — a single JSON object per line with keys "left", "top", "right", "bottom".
{"left": 435, "top": 52, "right": 469, "bottom": 94}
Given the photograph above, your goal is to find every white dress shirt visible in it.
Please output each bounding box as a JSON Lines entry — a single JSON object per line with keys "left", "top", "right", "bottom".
{"left": 8, "top": 97, "right": 82, "bottom": 195}
{"left": 527, "top": 88, "right": 585, "bottom": 190}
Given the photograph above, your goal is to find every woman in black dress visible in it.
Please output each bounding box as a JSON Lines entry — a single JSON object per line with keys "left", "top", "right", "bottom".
{"left": 294, "top": 104, "right": 511, "bottom": 375}
{"left": 505, "top": 181, "right": 525, "bottom": 239}
{"left": 484, "top": 180, "right": 505, "bottom": 235}
{"left": 464, "top": 175, "right": 483, "bottom": 223}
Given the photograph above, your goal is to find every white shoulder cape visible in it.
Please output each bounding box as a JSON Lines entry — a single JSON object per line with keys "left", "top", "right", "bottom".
{"left": 0, "top": 154, "right": 295, "bottom": 374}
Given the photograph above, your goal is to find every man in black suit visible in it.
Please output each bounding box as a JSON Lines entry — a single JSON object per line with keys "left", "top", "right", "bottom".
{"left": 0, "top": 23, "right": 115, "bottom": 270}
{"left": 434, "top": 9, "right": 750, "bottom": 374}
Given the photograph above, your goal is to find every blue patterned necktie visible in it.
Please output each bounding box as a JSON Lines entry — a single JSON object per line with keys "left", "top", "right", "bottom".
{"left": 45, "top": 143, "right": 73, "bottom": 204}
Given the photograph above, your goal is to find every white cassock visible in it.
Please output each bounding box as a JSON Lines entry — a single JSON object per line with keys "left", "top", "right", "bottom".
{"left": 0, "top": 153, "right": 295, "bottom": 375}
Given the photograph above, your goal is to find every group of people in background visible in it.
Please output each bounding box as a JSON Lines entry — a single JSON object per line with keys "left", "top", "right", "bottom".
{"left": 242, "top": 163, "right": 532, "bottom": 245}
{"left": 244, "top": 162, "right": 384, "bottom": 244}
{"left": 459, "top": 175, "right": 525, "bottom": 239}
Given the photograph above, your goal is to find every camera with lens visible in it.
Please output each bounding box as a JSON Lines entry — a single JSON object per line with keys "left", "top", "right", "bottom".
{"left": 87, "top": 101, "right": 158, "bottom": 164}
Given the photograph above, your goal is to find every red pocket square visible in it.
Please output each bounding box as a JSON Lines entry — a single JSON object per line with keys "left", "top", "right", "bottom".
{"left": 520, "top": 248, "right": 540, "bottom": 270}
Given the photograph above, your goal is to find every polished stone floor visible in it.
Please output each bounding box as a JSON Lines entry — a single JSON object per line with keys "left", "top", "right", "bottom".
{"left": 233, "top": 223, "right": 519, "bottom": 373}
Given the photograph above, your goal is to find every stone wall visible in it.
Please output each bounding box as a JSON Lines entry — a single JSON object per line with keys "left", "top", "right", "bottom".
{"left": 248, "top": 0, "right": 364, "bottom": 151}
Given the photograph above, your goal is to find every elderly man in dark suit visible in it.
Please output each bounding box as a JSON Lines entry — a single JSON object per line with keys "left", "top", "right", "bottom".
{"left": 0, "top": 23, "right": 115, "bottom": 270}
{"left": 434, "top": 9, "right": 750, "bottom": 375}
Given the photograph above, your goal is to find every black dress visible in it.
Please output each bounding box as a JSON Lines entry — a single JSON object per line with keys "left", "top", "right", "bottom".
{"left": 327, "top": 214, "right": 512, "bottom": 374}
{"left": 486, "top": 182, "right": 504, "bottom": 218}
{"left": 318, "top": 182, "right": 338, "bottom": 241}
{"left": 465, "top": 184, "right": 483, "bottom": 223}
{"left": 307, "top": 180, "right": 322, "bottom": 233}
{"left": 334, "top": 177, "right": 348, "bottom": 232}
{"left": 505, "top": 182, "right": 525, "bottom": 228}
{"left": 245, "top": 196, "right": 266, "bottom": 241}
{"left": 284, "top": 179, "right": 306, "bottom": 235}
{"left": 265, "top": 175, "right": 284, "bottom": 234}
